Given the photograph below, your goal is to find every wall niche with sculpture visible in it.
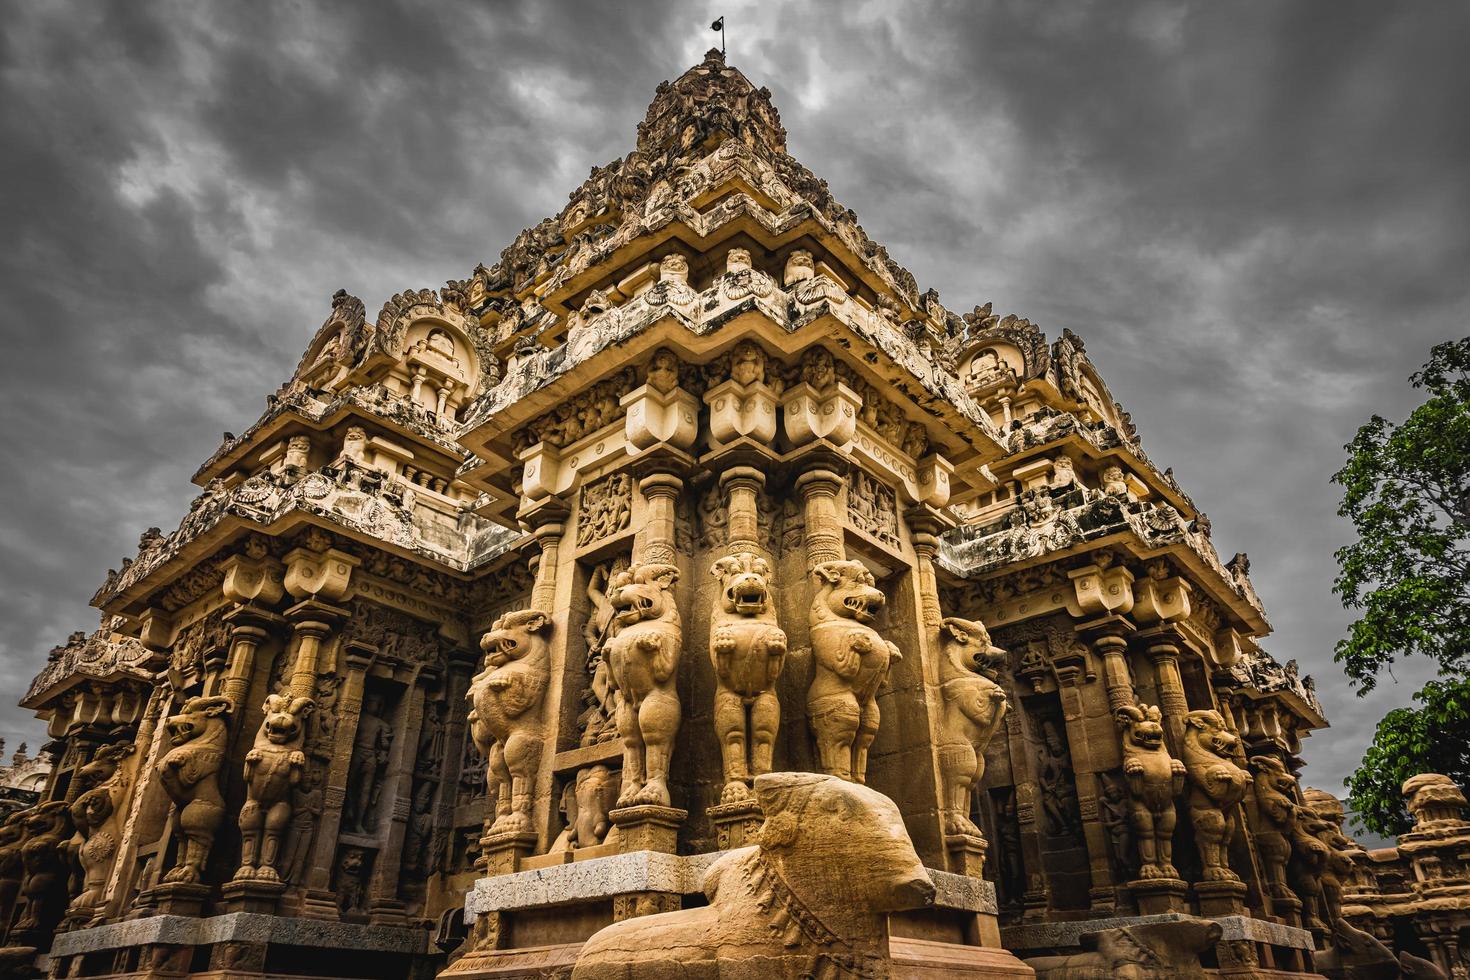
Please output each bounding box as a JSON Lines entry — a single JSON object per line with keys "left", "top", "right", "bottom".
{"left": 1023, "top": 695, "right": 1091, "bottom": 911}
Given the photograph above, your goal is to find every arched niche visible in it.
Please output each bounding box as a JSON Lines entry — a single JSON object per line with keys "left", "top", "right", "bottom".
{"left": 958, "top": 341, "right": 1023, "bottom": 393}
{"left": 387, "top": 317, "right": 481, "bottom": 420}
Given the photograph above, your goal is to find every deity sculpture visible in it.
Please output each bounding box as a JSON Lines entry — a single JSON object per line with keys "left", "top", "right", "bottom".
{"left": 158, "top": 695, "right": 233, "bottom": 884}
{"left": 345, "top": 692, "right": 393, "bottom": 834}
{"left": 1180, "top": 709, "right": 1252, "bottom": 881}
{"left": 934, "top": 617, "right": 1008, "bottom": 838}
{"left": 605, "top": 563, "right": 682, "bottom": 808}
{"left": 1116, "top": 703, "right": 1185, "bottom": 880}
{"left": 235, "top": 694, "right": 313, "bottom": 882}
{"left": 709, "top": 551, "right": 788, "bottom": 803}
{"left": 807, "top": 560, "right": 899, "bottom": 784}
{"left": 1037, "top": 718, "right": 1083, "bottom": 841}
{"left": 467, "top": 609, "right": 552, "bottom": 835}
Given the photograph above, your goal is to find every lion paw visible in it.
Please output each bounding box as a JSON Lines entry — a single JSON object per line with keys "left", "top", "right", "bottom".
{"left": 721, "top": 781, "right": 752, "bottom": 804}
{"left": 633, "top": 779, "right": 671, "bottom": 808}
{"left": 712, "top": 628, "right": 736, "bottom": 656}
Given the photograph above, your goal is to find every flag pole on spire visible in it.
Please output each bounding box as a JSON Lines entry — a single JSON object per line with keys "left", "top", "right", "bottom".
{"left": 711, "top": 16, "right": 725, "bottom": 55}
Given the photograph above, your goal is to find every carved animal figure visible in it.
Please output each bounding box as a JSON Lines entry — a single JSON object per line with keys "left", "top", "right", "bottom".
{"left": 1116, "top": 703, "right": 1185, "bottom": 880}
{"left": 551, "top": 765, "right": 622, "bottom": 851}
{"left": 1398, "top": 951, "right": 1450, "bottom": 980}
{"left": 1302, "top": 787, "right": 1358, "bottom": 925}
{"left": 806, "top": 560, "right": 899, "bottom": 783}
{"left": 158, "top": 695, "right": 233, "bottom": 884}
{"left": 468, "top": 609, "right": 552, "bottom": 835}
{"left": 15, "top": 802, "right": 72, "bottom": 934}
{"left": 1287, "top": 800, "right": 1333, "bottom": 929}
{"left": 1250, "top": 755, "right": 1299, "bottom": 900}
{"left": 68, "top": 743, "right": 135, "bottom": 917}
{"left": 1024, "top": 917, "right": 1223, "bottom": 980}
{"left": 1315, "top": 917, "right": 1400, "bottom": 980}
{"left": 0, "top": 811, "right": 29, "bottom": 933}
{"left": 604, "top": 563, "right": 682, "bottom": 808}
{"left": 934, "top": 617, "right": 1008, "bottom": 837}
{"left": 1179, "top": 709, "right": 1251, "bottom": 881}
{"left": 709, "top": 551, "right": 788, "bottom": 802}
{"left": 235, "top": 693, "right": 313, "bottom": 881}
{"left": 572, "top": 772, "right": 936, "bottom": 979}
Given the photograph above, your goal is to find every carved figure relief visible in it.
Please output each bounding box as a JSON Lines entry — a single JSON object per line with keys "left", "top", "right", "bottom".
{"left": 571, "top": 773, "right": 936, "bottom": 980}
{"left": 551, "top": 765, "right": 623, "bottom": 852}
{"left": 1036, "top": 716, "right": 1083, "bottom": 841}
{"left": 467, "top": 609, "right": 552, "bottom": 835}
{"left": 402, "top": 780, "right": 436, "bottom": 876}
{"left": 578, "top": 561, "right": 625, "bottom": 747}
{"left": 709, "top": 552, "right": 788, "bottom": 802}
{"left": 235, "top": 694, "right": 313, "bottom": 882}
{"left": 604, "top": 562, "right": 682, "bottom": 808}
{"left": 335, "top": 846, "right": 368, "bottom": 918}
{"left": 1097, "top": 771, "right": 1136, "bottom": 881}
{"left": 1117, "top": 703, "right": 1185, "bottom": 880}
{"left": 934, "top": 617, "right": 1008, "bottom": 838}
{"left": 158, "top": 695, "right": 233, "bottom": 884}
{"left": 577, "top": 472, "right": 633, "bottom": 548}
{"left": 0, "top": 812, "right": 28, "bottom": 930}
{"left": 846, "top": 471, "right": 900, "bottom": 547}
{"left": 1026, "top": 918, "right": 1223, "bottom": 980}
{"left": 344, "top": 691, "right": 393, "bottom": 835}
{"left": 67, "top": 742, "right": 135, "bottom": 917}
{"left": 806, "top": 560, "right": 899, "bottom": 784}
{"left": 1180, "top": 709, "right": 1252, "bottom": 881}
{"left": 280, "top": 767, "right": 323, "bottom": 884}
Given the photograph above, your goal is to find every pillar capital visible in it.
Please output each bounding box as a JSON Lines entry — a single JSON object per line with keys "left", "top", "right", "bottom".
{"left": 282, "top": 546, "right": 359, "bottom": 602}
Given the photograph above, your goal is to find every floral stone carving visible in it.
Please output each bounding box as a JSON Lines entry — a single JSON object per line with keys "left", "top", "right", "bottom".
{"left": 806, "top": 560, "right": 899, "bottom": 784}
{"left": 571, "top": 772, "right": 936, "bottom": 979}
{"left": 235, "top": 694, "right": 313, "bottom": 882}
{"left": 468, "top": 609, "right": 552, "bottom": 836}
{"left": 1117, "top": 703, "right": 1185, "bottom": 880}
{"left": 935, "top": 617, "right": 1008, "bottom": 838}
{"left": 1180, "top": 709, "right": 1252, "bottom": 882}
{"left": 605, "top": 562, "right": 682, "bottom": 808}
{"left": 709, "top": 551, "right": 788, "bottom": 803}
{"left": 158, "top": 695, "right": 234, "bottom": 884}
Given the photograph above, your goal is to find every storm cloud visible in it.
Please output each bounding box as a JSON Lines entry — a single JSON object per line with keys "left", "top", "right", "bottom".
{"left": 1, "top": 1, "right": 1466, "bottom": 799}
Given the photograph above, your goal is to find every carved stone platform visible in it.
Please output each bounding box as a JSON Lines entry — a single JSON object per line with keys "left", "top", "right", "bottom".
{"left": 706, "top": 799, "right": 763, "bottom": 850}
{"left": 219, "top": 876, "right": 287, "bottom": 915}
{"left": 137, "top": 881, "right": 210, "bottom": 918}
{"left": 608, "top": 804, "right": 686, "bottom": 854}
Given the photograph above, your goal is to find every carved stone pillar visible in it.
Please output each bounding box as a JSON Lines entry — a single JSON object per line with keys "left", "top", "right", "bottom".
{"left": 299, "top": 644, "right": 370, "bottom": 920}
{"left": 718, "top": 466, "right": 764, "bottom": 554}
{"left": 1140, "top": 629, "right": 1190, "bottom": 747}
{"left": 528, "top": 507, "right": 567, "bottom": 614}
{"left": 100, "top": 681, "right": 170, "bottom": 921}
{"left": 366, "top": 673, "right": 429, "bottom": 926}
{"left": 907, "top": 509, "right": 947, "bottom": 632}
{"left": 795, "top": 464, "right": 846, "bottom": 566}
{"left": 1082, "top": 617, "right": 1137, "bottom": 717}
{"left": 1052, "top": 663, "right": 1119, "bottom": 913}
{"left": 634, "top": 472, "right": 682, "bottom": 565}
{"left": 218, "top": 608, "right": 278, "bottom": 712}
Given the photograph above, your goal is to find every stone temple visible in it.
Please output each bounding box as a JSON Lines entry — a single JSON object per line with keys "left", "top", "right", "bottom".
{"left": 3, "top": 50, "right": 1468, "bottom": 980}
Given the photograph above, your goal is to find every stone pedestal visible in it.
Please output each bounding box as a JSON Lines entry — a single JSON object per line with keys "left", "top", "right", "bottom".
{"left": 219, "top": 877, "right": 286, "bottom": 915}
{"left": 138, "top": 882, "right": 209, "bottom": 918}
{"left": 945, "top": 832, "right": 989, "bottom": 879}
{"left": 478, "top": 829, "right": 538, "bottom": 877}
{"left": 1127, "top": 876, "right": 1189, "bottom": 915}
{"left": 609, "top": 805, "right": 686, "bottom": 854}
{"left": 1194, "top": 878, "right": 1249, "bottom": 917}
{"left": 707, "top": 800, "right": 763, "bottom": 850}
{"left": 1270, "top": 892, "right": 1303, "bottom": 927}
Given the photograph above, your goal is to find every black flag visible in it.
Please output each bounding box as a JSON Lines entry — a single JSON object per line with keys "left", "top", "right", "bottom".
{"left": 711, "top": 17, "right": 723, "bottom": 31}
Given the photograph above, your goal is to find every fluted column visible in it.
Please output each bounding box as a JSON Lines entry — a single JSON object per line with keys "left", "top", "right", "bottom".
{"left": 796, "top": 467, "right": 845, "bottom": 566}
{"left": 719, "top": 466, "right": 764, "bottom": 555}
{"left": 634, "top": 473, "right": 683, "bottom": 564}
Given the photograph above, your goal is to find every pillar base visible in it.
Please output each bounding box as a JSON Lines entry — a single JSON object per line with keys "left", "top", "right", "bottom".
{"left": 707, "top": 799, "right": 763, "bottom": 850}
{"left": 479, "top": 829, "right": 539, "bottom": 876}
{"left": 944, "top": 832, "right": 989, "bottom": 879}
{"left": 1194, "top": 877, "right": 1249, "bottom": 917}
{"left": 219, "top": 876, "right": 287, "bottom": 915}
{"left": 1127, "top": 876, "right": 1190, "bottom": 915}
{"left": 609, "top": 805, "right": 686, "bottom": 854}
{"left": 138, "top": 881, "right": 210, "bottom": 918}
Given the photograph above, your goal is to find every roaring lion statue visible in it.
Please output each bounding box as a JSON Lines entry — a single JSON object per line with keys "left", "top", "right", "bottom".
{"left": 1249, "top": 755, "right": 1299, "bottom": 901}
{"left": 935, "top": 617, "right": 1008, "bottom": 837}
{"left": 710, "top": 551, "right": 788, "bottom": 803}
{"left": 806, "top": 560, "right": 899, "bottom": 784}
{"left": 236, "top": 693, "right": 313, "bottom": 881}
{"left": 468, "top": 609, "right": 552, "bottom": 835}
{"left": 1117, "top": 703, "right": 1185, "bottom": 880}
{"left": 605, "top": 562, "right": 682, "bottom": 808}
{"left": 1179, "top": 709, "right": 1251, "bottom": 882}
{"left": 158, "top": 695, "right": 234, "bottom": 884}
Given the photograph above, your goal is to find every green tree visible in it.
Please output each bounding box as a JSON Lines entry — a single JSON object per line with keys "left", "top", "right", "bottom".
{"left": 1334, "top": 337, "right": 1470, "bottom": 837}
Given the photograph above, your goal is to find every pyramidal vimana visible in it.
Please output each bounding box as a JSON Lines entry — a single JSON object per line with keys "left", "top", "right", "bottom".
{"left": 3, "top": 50, "right": 1467, "bottom": 980}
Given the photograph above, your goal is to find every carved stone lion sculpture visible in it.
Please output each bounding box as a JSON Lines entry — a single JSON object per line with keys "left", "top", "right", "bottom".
{"left": 1250, "top": 755, "right": 1300, "bottom": 901}
{"left": 710, "top": 551, "right": 788, "bottom": 802}
{"left": 1302, "top": 787, "right": 1359, "bottom": 925}
{"left": 0, "top": 811, "right": 28, "bottom": 931}
{"left": 1024, "top": 917, "right": 1223, "bottom": 980}
{"left": 468, "top": 609, "right": 552, "bottom": 835}
{"left": 68, "top": 742, "right": 136, "bottom": 917}
{"left": 158, "top": 694, "right": 234, "bottom": 884}
{"left": 935, "top": 617, "right": 1008, "bottom": 837}
{"left": 806, "top": 560, "right": 899, "bottom": 784}
{"left": 1179, "top": 709, "right": 1251, "bottom": 881}
{"left": 15, "top": 801, "right": 72, "bottom": 935}
{"left": 1116, "top": 703, "right": 1185, "bottom": 880}
{"left": 235, "top": 693, "right": 313, "bottom": 881}
{"left": 605, "top": 562, "right": 682, "bottom": 807}
{"left": 571, "top": 772, "right": 936, "bottom": 979}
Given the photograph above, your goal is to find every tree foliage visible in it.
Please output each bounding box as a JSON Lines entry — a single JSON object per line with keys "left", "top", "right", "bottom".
{"left": 1333, "top": 337, "right": 1470, "bottom": 836}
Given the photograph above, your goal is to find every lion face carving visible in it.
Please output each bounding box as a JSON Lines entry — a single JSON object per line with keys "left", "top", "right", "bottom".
{"left": 158, "top": 695, "right": 233, "bottom": 884}
{"left": 469, "top": 609, "right": 552, "bottom": 836}
{"left": 936, "top": 617, "right": 1008, "bottom": 840}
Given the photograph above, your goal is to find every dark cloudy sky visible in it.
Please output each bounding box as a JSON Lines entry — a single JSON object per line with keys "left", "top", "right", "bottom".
{"left": 2, "top": 2, "right": 1466, "bottom": 801}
